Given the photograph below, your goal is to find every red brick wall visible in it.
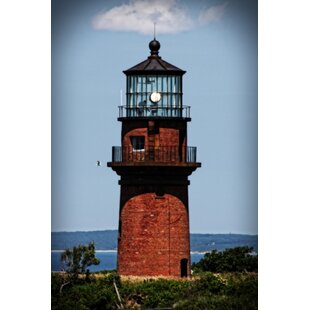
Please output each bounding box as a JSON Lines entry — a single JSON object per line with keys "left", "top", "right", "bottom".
{"left": 158, "top": 128, "right": 179, "bottom": 146}
{"left": 118, "top": 193, "right": 190, "bottom": 277}
{"left": 121, "top": 121, "right": 187, "bottom": 149}
{"left": 123, "top": 127, "right": 180, "bottom": 147}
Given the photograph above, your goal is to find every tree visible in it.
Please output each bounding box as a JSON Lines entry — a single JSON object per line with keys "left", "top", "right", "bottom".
{"left": 192, "top": 246, "right": 258, "bottom": 273}
{"left": 60, "top": 242, "right": 100, "bottom": 280}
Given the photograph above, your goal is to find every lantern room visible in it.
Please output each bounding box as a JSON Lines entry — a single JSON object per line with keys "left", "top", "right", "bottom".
{"left": 119, "top": 39, "right": 190, "bottom": 119}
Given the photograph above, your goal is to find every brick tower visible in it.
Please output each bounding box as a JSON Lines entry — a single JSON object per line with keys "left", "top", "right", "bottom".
{"left": 107, "top": 38, "right": 201, "bottom": 278}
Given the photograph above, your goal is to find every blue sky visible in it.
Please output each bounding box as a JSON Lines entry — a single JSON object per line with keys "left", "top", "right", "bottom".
{"left": 52, "top": 0, "right": 257, "bottom": 234}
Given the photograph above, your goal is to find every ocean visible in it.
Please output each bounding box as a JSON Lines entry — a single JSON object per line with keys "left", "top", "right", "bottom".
{"left": 51, "top": 251, "right": 205, "bottom": 272}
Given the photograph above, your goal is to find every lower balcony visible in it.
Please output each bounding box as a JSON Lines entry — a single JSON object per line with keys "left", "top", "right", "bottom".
{"left": 109, "top": 146, "right": 199, "bottom": 165}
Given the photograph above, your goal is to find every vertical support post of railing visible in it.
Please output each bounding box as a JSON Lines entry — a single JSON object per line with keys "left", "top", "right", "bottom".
{"left": 187, "top": 147, "right": 196, "bottom": 163}
{"left": 180, "top": 145, "right": 183, "bottom": 162}
{"left": 122, "top": 147, "right": 126, "bottom": 162}
{"left": 149, "top": 147, "right": 154, "bottom": 161}
{"left": 189, "top": 147, "right": 192, "bottom": 162}
{"left": 112, "top": 146, "right": 115, "bottom": 162}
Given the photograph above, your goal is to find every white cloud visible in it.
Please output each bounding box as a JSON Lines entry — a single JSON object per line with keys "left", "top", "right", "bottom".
{"left": 92, "top": 0, "right": 193, "bottom": 35}
{"left": 199, "top": 2, "right": 229, "bottom": 25}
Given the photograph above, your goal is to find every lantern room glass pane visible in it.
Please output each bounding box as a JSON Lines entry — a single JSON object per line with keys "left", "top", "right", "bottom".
{"left": 126, "top": 75, "right": 182, "bottom": 117}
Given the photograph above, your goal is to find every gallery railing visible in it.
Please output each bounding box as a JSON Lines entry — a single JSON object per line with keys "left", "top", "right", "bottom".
{"left": 111, "top": 146, "right": 197, "bottom": 163}
{"left": 118, "top": 106, "right": 191, "bottom": 118}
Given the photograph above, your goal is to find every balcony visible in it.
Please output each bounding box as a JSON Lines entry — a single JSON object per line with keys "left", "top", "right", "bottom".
{"left": 110, "top": 146, "right": 198, "bottom": 164}
{"left": 118, "top": 106, "right": 191, "bottom": 119}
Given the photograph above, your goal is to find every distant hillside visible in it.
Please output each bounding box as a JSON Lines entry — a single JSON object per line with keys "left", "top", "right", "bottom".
{"left": 52, "top": 230, "right": 118, "bottom": 251}
{"left": 52, "top": 230, "right": 258, "bottom": 252}
{"left": 190, "top": 233, "right": 258, "bottom": 252}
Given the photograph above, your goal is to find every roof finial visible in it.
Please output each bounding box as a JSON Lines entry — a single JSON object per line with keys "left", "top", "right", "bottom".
{"left": 149, "top": 23, "right": 160, "bottom": 56}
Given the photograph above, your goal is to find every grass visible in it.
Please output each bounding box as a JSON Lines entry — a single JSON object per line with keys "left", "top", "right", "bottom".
{"left": 52, "top": 271, "right": 258, "bottom": 310}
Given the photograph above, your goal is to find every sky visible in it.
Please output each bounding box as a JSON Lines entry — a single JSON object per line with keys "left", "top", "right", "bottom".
{"left": 52, "top": 0, "right": 258, "bottom": 234}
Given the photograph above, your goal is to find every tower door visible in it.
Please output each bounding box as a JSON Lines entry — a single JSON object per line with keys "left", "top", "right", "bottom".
{"left": 180, "top": 258, "right": 188, "bottom": 277}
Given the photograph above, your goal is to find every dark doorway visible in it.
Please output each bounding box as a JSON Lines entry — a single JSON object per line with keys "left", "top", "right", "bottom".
{"left": 180, "top": 258, "right": 188, "bottom": 277}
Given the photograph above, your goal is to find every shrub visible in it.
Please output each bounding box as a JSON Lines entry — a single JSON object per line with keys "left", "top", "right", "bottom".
{"left": 192, "top": 246, "right": 258, "bottom": 273}
{"left": 60, "top": 242, "right": 100, "bottom": 280}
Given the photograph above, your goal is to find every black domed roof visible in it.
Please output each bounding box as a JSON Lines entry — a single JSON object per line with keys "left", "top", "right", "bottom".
{"left": 123, "top": 39, "right": 186, "bottom": 75}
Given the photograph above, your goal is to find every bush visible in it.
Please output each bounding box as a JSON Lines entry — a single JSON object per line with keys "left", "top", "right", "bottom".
{"left": 120, "top": 278, "right": 190, "bottom": 309}
{"left": 192, "top": 246, "right": 258, "bottom": 273}
{"left": 52, "top": 273, "right": 118, "bottom": 310}
{"left": 61, "top": 242, "right": 100, "bottom": 276}
{"left": 174, "top": 273, "right": 258, "bottom": 310}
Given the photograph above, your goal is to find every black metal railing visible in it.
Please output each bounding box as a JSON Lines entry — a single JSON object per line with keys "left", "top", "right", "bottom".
{"left": 111, "top": 146, "right": 197, "bottom": 163}
{"left": 118, "top": 106, "right": 191, "bottom": 118}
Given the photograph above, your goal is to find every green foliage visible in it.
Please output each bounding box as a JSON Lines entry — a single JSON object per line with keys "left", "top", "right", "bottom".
{"left": 120, "top": 278, "right": 191, "bottom": 309}
{"left": 52, "top": 271, "right": 257, "bottom": 310}
{"left": 53, "top": 244, "right": 258, "bottom": 310}
{"left": 52, "top": 246, "right": 258, "bottom": 309}
{"left": 224, "top": 273, "right": 258, "bottom": 309}
{"left": 60, "top": 242, "right": 100, "bottom": 279}
{"left": 52, "top": 273, "right": 117, "bottom": 310}
{"left": 174, "top": 273, "right": 258, "bottom": 310}
{"left": 195, "top": 272, "right": 226, "bottom": 294}
{"left": 192, "top": 246, "right": 258, "bottom": 273}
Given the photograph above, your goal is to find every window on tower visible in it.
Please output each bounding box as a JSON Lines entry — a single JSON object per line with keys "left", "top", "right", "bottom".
{"left": 130, "top": 136, "right": 145, "bottom": 151}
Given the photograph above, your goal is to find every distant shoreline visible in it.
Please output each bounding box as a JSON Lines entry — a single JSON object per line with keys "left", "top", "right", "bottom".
{"left": 52, "top": 230, "right": 258, "bottom": 236}
{"left": 51, "top": 250, "right": 209, "bottom": 254}
{"left": 51, "top": 250, "right": 118, "bottom": 253}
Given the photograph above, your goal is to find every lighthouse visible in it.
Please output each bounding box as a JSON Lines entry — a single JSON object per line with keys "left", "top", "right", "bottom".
{"left": 107, "top": 38, "right": 201, "bottom": 277}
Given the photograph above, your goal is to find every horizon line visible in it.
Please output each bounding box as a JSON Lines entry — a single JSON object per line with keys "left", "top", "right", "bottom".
{"left": 51, "top": 229, "right": 258, "bottom": 236}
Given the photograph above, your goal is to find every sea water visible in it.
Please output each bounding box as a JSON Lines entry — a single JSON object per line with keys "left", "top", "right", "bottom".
{"left": 51, "top": 251, "right": 205, "bottom": 272}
